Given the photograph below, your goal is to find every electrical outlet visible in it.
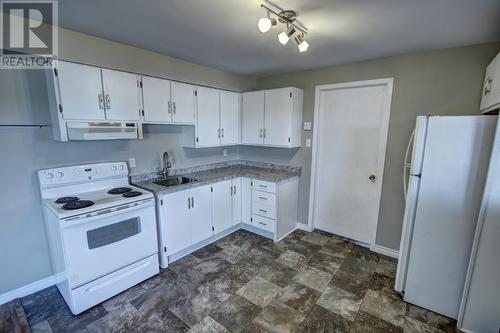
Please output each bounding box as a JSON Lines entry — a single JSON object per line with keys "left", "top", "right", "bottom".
{"left": 129, "top": 157, "right": 136, "bottom": 168}
{"left": 305, "top": 138, "right": 312, "bottom": 147}
{"left": 303, "top": 122, "right": 312, "bottom": 131}
{"left": 223, "top": 149, "right": 228, "bottom": 157}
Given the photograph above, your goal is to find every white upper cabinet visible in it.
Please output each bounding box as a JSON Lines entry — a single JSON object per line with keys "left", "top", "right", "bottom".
{"left": 57, "top": 61, "right": 105, "bottom": 120}
{"left": 480, "top": 52, "right": 500, "bottom": 113}
{"left": 241, "top": 88, "right": 303, "bottom": 148}
{"left": 101, "top": 69, "right": 140, "bottom": 121}
{"left": 211, "top": 180, "right": 233, "bottom": 234}
{"left": 171, "top": 81, "right": 195, "bottom": 124}
{"left": 242, "top": 91, "right": 265, "bottom": 145}
{"left": 195, "top": 86, "right": 221, "bottom": 147}
{"left": 141, "top": 76, "right": 172, "bottom": 123}
{"left": 220, "top": 91, "right": 241, "bottom": 145}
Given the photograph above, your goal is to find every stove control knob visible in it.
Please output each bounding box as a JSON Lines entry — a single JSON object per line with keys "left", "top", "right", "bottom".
{"left": 119, "top": 165, "right": 125, "bottom": 171}
{"left": 111, "top": 165, "right": 118, "bottom": 171}
{"left": 46, "top": 172, "right": 54, "bottom": 179}
{"left": 56, "top": 172, "right": 64, "bottom": 178}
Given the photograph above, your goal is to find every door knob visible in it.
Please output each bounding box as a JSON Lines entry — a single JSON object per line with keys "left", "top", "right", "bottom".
{"left": 369, "top": 175, "right": 376, "bottom": 182}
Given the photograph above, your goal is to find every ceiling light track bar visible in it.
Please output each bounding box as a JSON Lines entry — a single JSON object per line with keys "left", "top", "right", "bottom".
{"left": 260, "top": 4, "right": 308, "bottom": 35}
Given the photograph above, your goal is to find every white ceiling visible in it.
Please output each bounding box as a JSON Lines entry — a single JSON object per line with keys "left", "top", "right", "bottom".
{"left": 58, "top": 0, "right": 500, "bottom": 75}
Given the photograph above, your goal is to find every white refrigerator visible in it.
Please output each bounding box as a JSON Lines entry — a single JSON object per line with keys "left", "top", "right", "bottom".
{"left": 395, "top": 115, "right": 496, "bottom": 319}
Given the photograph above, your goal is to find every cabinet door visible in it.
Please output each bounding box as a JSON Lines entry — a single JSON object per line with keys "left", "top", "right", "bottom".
{"left": 161, "top": 191, "right": 191, "bottom": 255}
{"left": 220, "top": 91, "right": 240, "bottom": 145}
{"left": 142, "top": 76, "right": 172, "bottom": 123}
{"left": 264, "top": 88, "right": 292, "bottom": 146}
{"left": 171, "top": 81, "right": 195, "bottom": 124}
{"left": 242, "top": 91, "right": 265, "bottom": 145}
{"left": 57, "top": 61, "right": 105, "bottom": 120}
{"left": 196, "top": 86, "right": 220, "bottom": 147}
{"left": 190, "top": 185, "right": 213, "bottom": 244}
{"left": 211, "top": 180, "right": 233, "bottom": 234}
{"left": 101, "top": 69, "right": 140, "bottom": 121}
{"left": 241, "top": 177, "right": 252, "bottom": 225}
{"left": 232, "top": 178, "right": 242, "bottom": 225}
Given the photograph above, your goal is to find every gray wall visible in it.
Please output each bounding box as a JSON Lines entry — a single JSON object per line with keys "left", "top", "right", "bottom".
{"left": 244, "top": 43, "right": 500, "bottom": 250}
{"left": 0, "top": 27, "right": 256, "bottom": 295}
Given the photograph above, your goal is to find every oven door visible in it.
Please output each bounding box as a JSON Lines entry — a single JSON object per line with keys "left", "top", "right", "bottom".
{"left": 60, "top": 199, "right": 158, "bottom": 289}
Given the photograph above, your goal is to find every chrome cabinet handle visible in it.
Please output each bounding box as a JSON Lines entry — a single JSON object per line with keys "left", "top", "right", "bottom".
{"left": 258, "top": 222, "right": 267, "bottom": 226}
{"left": 230, "top": 186, "right": 233, "bottom": 195}
{"left": 258, "top": 184, "right": 267, "bottom": 188}
{"left": 191, "top": 197, "right": 194, "bottom": 208}
{"left": 369, "top": 175, "right": 376, "bottom": 182}
{"left": 188, "top": 197, "right": 191, "bottom": 209}
{"left": 258, "top": 209, "right": 267, "bottom": 213}
{"left": 98, "top": 94, "right": 104, "bottom": 109}
{"left": 258, "top": 196, "right": 267, "bottom": 200}
{"left": 260, "top": 129, "right": 263, "bottom": 138}
{"left": 263, "top": 129, "right": 266, "bottom": 138}
{"left": 221, "top": 128, "right": 224, "bottom": 138}
{"left": 105, "top": 94, "right": 111, "bottom": 109}
{"left": 173, "top": 102, "right": 176, "bottom": 114}
{"left": 233, "top": 185, "right": 236, "bottom": 195}
{"left": 168, "top": 101, "right": 172, "bottom": 113}
{"left": 218, "top": 128, "right": 221, "bottom": 139}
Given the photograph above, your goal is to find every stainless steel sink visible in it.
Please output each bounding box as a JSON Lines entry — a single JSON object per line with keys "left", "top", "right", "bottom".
{"left": 153, "top": 176, "right": 199, "bottom": 187}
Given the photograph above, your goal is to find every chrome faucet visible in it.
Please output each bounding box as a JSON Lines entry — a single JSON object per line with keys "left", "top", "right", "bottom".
{"left": 157, "top": 151, "right": 172, "bottom": 178}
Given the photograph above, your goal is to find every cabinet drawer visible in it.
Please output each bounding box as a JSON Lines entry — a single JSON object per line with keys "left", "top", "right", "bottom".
{"left": 252, "top": 202, "right": 276, "bottom": 219}
{"left": 252, "top": 214, "right": 275, "bottom": 233}
{"left": 252, "top": 190, "right": 276, "bottom": 206}
{"left": 252, "top": 179, "right": 276, "bottom": 193}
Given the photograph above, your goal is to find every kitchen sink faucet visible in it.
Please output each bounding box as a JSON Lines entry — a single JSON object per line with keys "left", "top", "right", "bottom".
{"left": 157, "top": 151, "right": 172, "bottom": 178}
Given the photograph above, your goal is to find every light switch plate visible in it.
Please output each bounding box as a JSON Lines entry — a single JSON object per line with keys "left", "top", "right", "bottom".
{"left": 129, "top": 157, "right": 136, "bottom": 168}
{"left": 305, "top": 138, "right": 312, "bottom": 147}
{"left": 303, "top": 122, "right": 312, "bottom": 131}
{"left": 223, "top": 149, "right": 228, "bottom": 157}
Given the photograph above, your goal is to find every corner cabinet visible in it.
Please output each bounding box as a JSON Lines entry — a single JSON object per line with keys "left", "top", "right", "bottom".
{"left": 480, "top": 51, "right": 500, "bottom": 113}
{"left": 242, "top": 87, "right": 303, "bottom": 148}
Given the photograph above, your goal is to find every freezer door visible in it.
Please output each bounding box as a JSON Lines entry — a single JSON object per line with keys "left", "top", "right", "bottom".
{"left": 403, "top": 116, "right": 496, "bottom": 319}
{"left": 395, "top": 116, "right": 429, "bottom": 292}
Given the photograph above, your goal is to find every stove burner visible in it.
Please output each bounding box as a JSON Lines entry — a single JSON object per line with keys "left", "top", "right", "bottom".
{"left": 62, "top": 200, "right": 95, "bottom": 210}
{"left": 122, "top": 191, "right": 143, "bottom": 198}
{"left": 55, "top": 196, "right": 79, "bottom": 204}
{"left": 107, "top": 187, "right": 132, "bottom": 195}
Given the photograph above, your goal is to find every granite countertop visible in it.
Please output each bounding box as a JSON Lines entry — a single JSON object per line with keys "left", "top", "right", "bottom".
{"left": 131, "top": 161, "right": 300, "bottom": 195}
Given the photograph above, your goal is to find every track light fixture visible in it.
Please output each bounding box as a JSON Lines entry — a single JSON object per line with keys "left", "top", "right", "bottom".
{"left": 257, "top": 3, "right": 310, "bottom": 52}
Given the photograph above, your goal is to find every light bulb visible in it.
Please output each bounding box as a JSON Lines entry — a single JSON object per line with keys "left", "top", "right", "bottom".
{"left": 278, "top": 26, "right": 296, "bottom": 45}
{"left": 258, "top": 17, "right": 272, "bottom": 33}
{"left": 295, "top": 34, "right": 309, "bottom": 52}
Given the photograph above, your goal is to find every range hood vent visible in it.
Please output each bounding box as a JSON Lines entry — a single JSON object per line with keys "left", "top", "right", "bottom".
{"left": 66, "top": 122, "right": 139, "bottom": 141}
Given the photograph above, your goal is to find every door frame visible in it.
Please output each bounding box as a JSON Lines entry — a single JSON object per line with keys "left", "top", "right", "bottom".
{"left": 308, "top": 78, "right": 394, "bottom": 248}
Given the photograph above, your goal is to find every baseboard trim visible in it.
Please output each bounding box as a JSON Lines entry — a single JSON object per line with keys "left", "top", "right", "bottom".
{"left": 370, "top": 244, "right": 399, "bottom": 259}
{"left": 296, "top": 222, "right": 313, "bottom": 232}
{"left": 0, "top": 274, "right": 58, "bottom": 305}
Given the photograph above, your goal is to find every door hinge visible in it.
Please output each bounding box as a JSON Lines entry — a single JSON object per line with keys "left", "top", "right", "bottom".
{"left": 54, "top": 68, "right": 58, "bottom": 77}
{"left": 58, "top": 104, "right": 63, "bottom": 113}
{"left": 160, "top": 199, "right": 163, "bottom": 205}
{"left": 163, "top": 246, "right": 167, "bottom": 253}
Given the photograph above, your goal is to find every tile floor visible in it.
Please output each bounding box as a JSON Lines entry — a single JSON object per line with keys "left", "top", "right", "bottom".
{"left": 20, "top": 229, "right": 460, "bottom": 333}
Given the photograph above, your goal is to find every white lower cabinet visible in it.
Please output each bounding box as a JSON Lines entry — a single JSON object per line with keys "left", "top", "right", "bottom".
{"left": 241, "top": 177, "right": 252, "bottom": 225}
{"left": 232, "top": 178, "right": 242, "bottom": 225}
{"left": 211, "top": 179, "right": 233, "bottom": 234}
{"left": 190, "top": 185, "right": 213, "bottom": 244}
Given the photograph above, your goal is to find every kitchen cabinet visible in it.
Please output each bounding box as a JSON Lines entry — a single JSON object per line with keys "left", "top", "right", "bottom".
{"left": 171, "top": 81, "right": 195, "bottom": 124}
{"left": 195, "top": 86, "right": 221, "bottom": 147}
{"left": 56, "top": 61, "right": 140, "bottom": 122}
{"left": 241, "top": 177, "right": 252, "bottom": 225}
{"left": 220, "top": 91, "right": 241, "bottom": 145}
{"left": 241, "top": 87, "right": 303, "bottom": 147}
{"left": 101, "top": 69, "right": 141, "bottom": 121}
{"left": 190, "top": 185, "right": 213, "bottom": 244}
{"left": 141, "top": 76, "right": 172, "bottom": 123}
{"left": 232, "top": 178, "right": 242, "bottom": 225}
{"left": 211, "top": 179, "right": 233, "bottom": 234}
{"left": 56, "top": 61, "right": 107, "bottom": 121}
{"left": 480, "top": 51, "right": 500, "bottom": 113}
{"left": 242, "top": 91, "right": 265, "bottom": 145}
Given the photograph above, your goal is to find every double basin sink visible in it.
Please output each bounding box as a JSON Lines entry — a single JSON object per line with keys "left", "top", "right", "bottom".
{"left": 153, "top": 176, "right": 199, "bottom": 188}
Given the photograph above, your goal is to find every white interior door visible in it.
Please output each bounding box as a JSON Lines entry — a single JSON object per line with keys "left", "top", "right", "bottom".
{"left": 190, "top": 185, "right": 213, "bottom": 244}
{"left": 242, "top": 91, "right": 265, "bottom": 145}
{"left": 196, "top": 86, "right": 220, "bottom": 147}
{"left": 220, "top": 91, "right": 240, "bottom": 145}
{"left": 264, "top": 88, "right": 291, "bottom": 146}
{"left": 310, "top": 79, "right": 393, "bottom": 245}
{"left": 211, "top": 180, "right": 233, "bottom": 234}
{"left": 171, "top": 81, "right": 195, "bottom": 124}
{"left": 141, "top": 76, "right": 171, "bottom": 123}
{"left": 101, "top": 69, "right": 140, "bottom": 121}
{"left": 57, "top": 61, "right": 105, "bottom": 120}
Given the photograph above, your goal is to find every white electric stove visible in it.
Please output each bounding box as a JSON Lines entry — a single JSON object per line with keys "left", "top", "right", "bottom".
{"left": 38, "top": 162, "right": 159, "bottom": 315}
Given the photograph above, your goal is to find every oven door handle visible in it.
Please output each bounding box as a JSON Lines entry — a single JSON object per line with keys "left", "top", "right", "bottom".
{"left": 61, "top": 199, "right": 154, "bottom": 228}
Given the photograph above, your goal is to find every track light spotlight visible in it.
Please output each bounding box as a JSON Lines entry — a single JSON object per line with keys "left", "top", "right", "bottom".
{"left": 295, "top": 34, "right": 309, "bottom": 52}
{"left": 278, "top": 26, "right": 296, "bottom": 45}
{"left": 258, "top": 11, "right": 277, "bottom": 33}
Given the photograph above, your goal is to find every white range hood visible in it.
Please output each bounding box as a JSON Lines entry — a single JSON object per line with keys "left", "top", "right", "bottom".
{"left": 66, "top": 122, "right": 140, "bottom": 141}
